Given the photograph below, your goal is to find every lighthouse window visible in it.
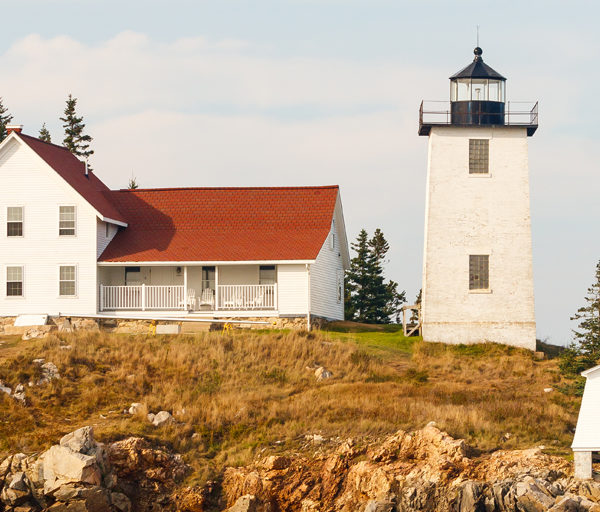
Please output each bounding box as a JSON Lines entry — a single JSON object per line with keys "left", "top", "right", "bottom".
{"left": 469, "top": 139, "right": 489, "bottom": 174}
{"left": 469, "top": 255, "right": 489, "bottom": 290}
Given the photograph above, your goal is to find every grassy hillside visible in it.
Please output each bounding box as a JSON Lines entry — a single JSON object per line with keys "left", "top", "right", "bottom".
{"left": 0, "top": 327, "right": 580, "bottom": 486}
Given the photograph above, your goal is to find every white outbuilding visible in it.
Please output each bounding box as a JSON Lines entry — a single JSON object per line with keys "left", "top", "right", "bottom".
{"left": 572, "top": 364, "right": 600, "bottom": 479}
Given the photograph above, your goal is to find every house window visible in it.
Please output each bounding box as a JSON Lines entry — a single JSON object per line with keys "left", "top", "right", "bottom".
{"left": 336, "top": 271, "right": 343, "bottom": 304}
{"left": 469, "top": 255, "right": 489, "bottom": 290}
{"left": 105, "top": 223, "right": 110, "bottom": 238}
{"left": 469, "top": 139, "right": 489, "bottom": 174}
{"left": 7, "top": 207, "right": 23, "bottom": 237}
{"left": 59, "top": 206, "right": 76, "bottom": 236}
{"left": 59, "top": 266, "right": 77, "bottom": 296}
{"left": 330, "top": 232, "right": 336, "bottom": 250}
{"left": 6, "top": 266, "right": 23, "bottom": 297}
{"left": 259, "top": 265, "right": 276, "bottom": 285}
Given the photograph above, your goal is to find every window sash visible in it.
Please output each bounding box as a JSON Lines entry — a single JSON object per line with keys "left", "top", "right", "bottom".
{"left": 259, "top": 265, "right": 276, "bottom": 285}
{"left": 59, "top": 206, "right": 76, "bottom": 236}
{"left": 6, "top": 266, "right": 23, "bottom": 297}
{"left": 469, "top": 255, "right": 489, "bottom": 290}
{"left": 59, "top": 265, "right": 76, "bottom": 296}
{"left": 7, "top": 207, "right": 23, "bottom": 237}
{"left": 469, "top": 139, "right": 489, "bottom": 174}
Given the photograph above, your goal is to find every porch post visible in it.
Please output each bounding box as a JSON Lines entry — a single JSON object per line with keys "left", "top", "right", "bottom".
{"left": 141, "top": 283, "right": 146, "bottom": 311}
{"left": 183, "top": 265, "right": 188, "bottom": 311}
{"left": 215, "top": 266, "right": 220, "bottom": 311}
{"left": 99, "top": 285, "right": 104, "bottom": 312}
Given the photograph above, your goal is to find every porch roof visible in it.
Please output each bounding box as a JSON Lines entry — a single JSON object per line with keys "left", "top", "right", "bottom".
{"left": 98, "top": 186, "right": 339, "bottom": 262}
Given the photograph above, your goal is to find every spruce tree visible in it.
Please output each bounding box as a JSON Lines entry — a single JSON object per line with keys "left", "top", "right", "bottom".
{"left": 128, "top": 177, "right": 139, "bottom": 189}
{"left": 344, "top": 229, "right": 373, "bottom": 322}
{"left": 0, "top": 97, "right": 14, "bottom": 143}
{"left": 345, "top": 228, "right": 406, "bottom": 324}
{"left": 60, "top": 94, "right": 94, "bottom": 160}
{"left": 39, "top": 123, "right": 52, "bottom": 143}
{"left": 571, "top": 259, "right": 600, "bottom": 360}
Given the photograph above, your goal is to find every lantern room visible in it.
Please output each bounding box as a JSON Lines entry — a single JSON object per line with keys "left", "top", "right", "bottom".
{"left": 449, "top": 47, "right": 506, "bottom": 125}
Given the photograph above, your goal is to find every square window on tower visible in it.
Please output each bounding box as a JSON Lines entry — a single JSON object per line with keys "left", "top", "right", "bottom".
{"left": 469, "top": 139, "right": 489, "bottom": 174}
{"left": 469, "top": 255, "right": 489, "bottom": 290}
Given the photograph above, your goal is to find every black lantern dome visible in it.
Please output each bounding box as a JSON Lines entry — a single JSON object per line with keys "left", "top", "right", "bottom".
{"left": 449, "top": 47, "right": 506, "bottom": 125}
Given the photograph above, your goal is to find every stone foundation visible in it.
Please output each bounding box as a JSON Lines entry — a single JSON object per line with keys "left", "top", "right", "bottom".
{"left": 0, "top": 315, "right": 332, "bottom": 337}
{"left": 574, "top": 451, "right": 593, "bottom": 480}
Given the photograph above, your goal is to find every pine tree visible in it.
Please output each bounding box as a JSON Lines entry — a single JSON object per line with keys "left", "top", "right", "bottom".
{"left": 39, "top": 123, "right": 52, "bottom": 143}
{"left": 571, "top": 260, "right": 600, "bottom": 360}
{"left": 0, "top": 97, "right": 14, "bottom": 143}
{"left": 559, "top": 260, "right": 600, "bottom": 389}
{"left": 345, "top": 228, "right": 406, "bottom": 324}
{"left": 60, "top": 94, "right": 94, "bottom": 160}
{"left": 128, "top": 177, "right": 139, "bottom": 189}
{"left": 344, "top": 229, "right": 373, "bottom": 322}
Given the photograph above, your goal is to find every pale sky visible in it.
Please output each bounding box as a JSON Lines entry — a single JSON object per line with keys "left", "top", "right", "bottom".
{"left": 1, "top": 0, "right": 598, "bottom": 345}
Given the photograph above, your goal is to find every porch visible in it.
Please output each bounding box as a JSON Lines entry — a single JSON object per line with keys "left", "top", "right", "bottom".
{"left": 98, "top": 264, "right": 278, "bottom": 313}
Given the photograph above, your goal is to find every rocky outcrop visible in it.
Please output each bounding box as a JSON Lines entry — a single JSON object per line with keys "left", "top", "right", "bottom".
{"left": 221, "top": 423, "right": 599, "bottom": 512}
{"left": 0, "top": 426, "right": 188, "bottom": 512}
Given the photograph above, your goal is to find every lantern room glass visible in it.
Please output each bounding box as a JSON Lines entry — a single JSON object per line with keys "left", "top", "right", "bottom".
{"left": 450, "top": 79, "right": 505, "bottom": 102}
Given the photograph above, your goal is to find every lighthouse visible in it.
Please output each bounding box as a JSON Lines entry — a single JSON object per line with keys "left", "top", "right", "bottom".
{"left": 418, "top": 47, "right": 538, "bottom": 350}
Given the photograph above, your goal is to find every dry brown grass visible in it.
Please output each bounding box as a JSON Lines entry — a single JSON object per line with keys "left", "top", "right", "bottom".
{"left": 0, "top": 329, "right": 581, "bottom": 485}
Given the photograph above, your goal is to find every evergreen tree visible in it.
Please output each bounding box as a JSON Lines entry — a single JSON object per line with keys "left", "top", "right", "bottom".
{"left": 345, "top": 229, "right": 373, "bottom": 322}
{"left": 344, "top": 228, "right": 406, "bottom": 324}
{"left": 571, "top": 260, "right": 600, "bottom": 360}
{"left": 559, "top": 260, "right": 600, "bottom": 390}
{"left": 0, "top": 97, "right": 14, "bottom": 143}
{"left": 60, "top": 94, "right": 94, "bottom": 160}
{"left": 39, "top": 123, "right": 52, "bottom": 143}
{"left": 409, "top": 288, "right": 422, "bottom": 324}
{"left": 128, "top": 177, "right": 139, "bottom": 189}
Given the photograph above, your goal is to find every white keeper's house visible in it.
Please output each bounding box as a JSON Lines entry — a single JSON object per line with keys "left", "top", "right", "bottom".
{"left": 0, "top": 126, "right": 349, "bottom": 325}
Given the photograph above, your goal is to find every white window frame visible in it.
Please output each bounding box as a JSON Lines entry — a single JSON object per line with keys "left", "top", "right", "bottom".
{"left": 6, "top": 206, "right": 24, "bottom": 238}
{"left": 58, "top": 264, "right": 78, "bottom": 298}
{"left": 105, "top": 223, "right": 110, "bottom": 238}
{"left": 336, "top": 270, "right": 343, "bottom": 304}
{"left": 59, "top": 205, "right": 77, "bottom": 237}
{"left": 259, "top": 265, "right": 277, "bottom": 285}
{"left": 6, "top": 265, "right": 24, "bottom": 298}
{"left": 468, "top": 139, "right": 491, "bottom": 177}
{"left": 468, "top": 254, "right": 491, "bottom": 293}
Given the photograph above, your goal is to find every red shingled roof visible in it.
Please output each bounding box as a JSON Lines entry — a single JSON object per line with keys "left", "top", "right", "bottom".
{"left": 99, "top": 186, "right": 339, "bottom": 262}
{"left": 18, "top": 134, "right": 127, "bottom": 224}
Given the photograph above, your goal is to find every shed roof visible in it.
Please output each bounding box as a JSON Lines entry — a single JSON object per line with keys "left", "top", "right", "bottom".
{"left": 572, "top": 365, "right": 600, "bottom": 450}
{"left": 98, "top": 186, "right": 340, "bottom": 263}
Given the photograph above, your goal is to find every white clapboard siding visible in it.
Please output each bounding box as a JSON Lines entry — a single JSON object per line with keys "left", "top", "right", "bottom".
{"left": 97, "top": 219, "right": 118, "bottom": 259}
{"left": 0, "top": 137, "right": 99, "bottom": 315}
{"left": 277, "top": 264, "right": 308, "bottom": 316}
{"left": 572, "top": 365, "right": 600, "bottom": 451}
{"left": 309, "top": 197, "right": 346, "bottom": 321}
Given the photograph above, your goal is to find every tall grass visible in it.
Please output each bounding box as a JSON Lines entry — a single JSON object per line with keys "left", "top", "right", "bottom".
{"left": 0, "top": 330, "right": 580, "bottom": 485}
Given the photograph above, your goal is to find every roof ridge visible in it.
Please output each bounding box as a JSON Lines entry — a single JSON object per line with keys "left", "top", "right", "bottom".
{"left": 112, "top": 185, "right": 340, "bottom": 193}
{"left": 19, "top": 132, "right": 77, "bottom": 154}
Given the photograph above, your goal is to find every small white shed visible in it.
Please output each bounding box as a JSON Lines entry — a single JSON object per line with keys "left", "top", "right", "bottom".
{"left": 572, "top": 364, "right": 600, "bottom": 479}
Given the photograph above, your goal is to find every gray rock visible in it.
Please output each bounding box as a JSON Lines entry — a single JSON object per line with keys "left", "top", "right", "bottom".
{"left": 315, "top": 367, "right": 333, "bottom": 381}
{"left": 150, "top": 411, "right": 174, "bottom": 427}
{"left": 60, "top": 426, "right": 95, "bottom": 454}
{"left": 41, "top": 445, "right": 102, "bottom": 494}
{"left": 8, "top": 472, "right": 29, "bottom": 491}
{"left": 0, "top": 380, "right": 12, "bottom": 396}
{"left": 127, "top": 403, "right": 142, "bottom": 415}
{"left": 364, "top": 500, "right": 395, "bottom": 512}
{"left": 515, "top": 478, "right": 556, "bottom": 511}
{"left": 38, "top": 362, "right": 60, "bottom": 384}
{"left": 460, "top": 481, "right": 483, "bottom": 511}
{"left": 110, "top": 492, "right": 131, "bottom": 512}
{"left": 227, "top": 494, "right": 258, "bottom": 512}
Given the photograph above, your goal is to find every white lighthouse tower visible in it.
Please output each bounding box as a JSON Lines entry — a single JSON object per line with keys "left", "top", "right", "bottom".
{"left": 419, "top": 47, "right": 538, "bottom": 350}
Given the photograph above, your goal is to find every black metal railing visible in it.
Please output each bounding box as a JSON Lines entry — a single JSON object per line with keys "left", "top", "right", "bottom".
{"left": 419, "top": 100, "right": 538, "bottom": 135}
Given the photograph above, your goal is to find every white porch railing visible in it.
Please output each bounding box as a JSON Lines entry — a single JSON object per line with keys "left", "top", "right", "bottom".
{"left": 100, "top": 285, "right": 186, "bottom": 311}
{"left": 99, "top": 284, "right": 277, "bottom": 311}
{"left": 217, "top": 284, "right": 277, "bottom": 310}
